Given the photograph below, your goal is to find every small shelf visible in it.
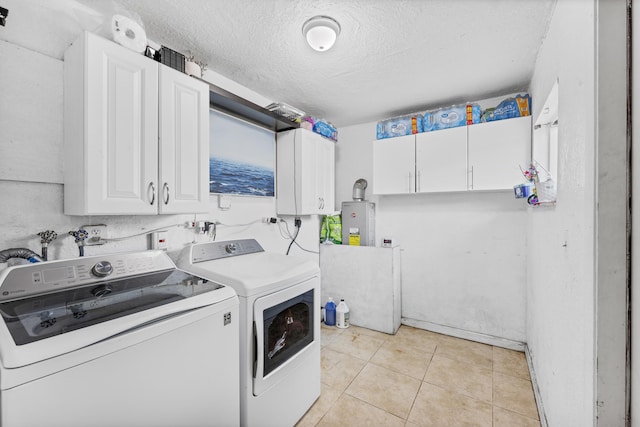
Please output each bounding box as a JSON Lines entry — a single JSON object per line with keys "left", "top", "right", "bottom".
{"left": 195, "top": 77, "right": 299, "bottom": 132}
{"left": 531, "top": 201, "right": 556, "bottom": 208}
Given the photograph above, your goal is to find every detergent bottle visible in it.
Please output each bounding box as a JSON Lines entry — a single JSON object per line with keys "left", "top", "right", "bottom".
{"left": 325, "top": 297, "right": 336, "bottom": 326}
{"left": 336, "top": 299, "right": 350, "bottom": 329}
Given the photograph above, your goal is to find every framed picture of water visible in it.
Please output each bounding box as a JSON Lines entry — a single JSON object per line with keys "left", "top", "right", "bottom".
{"left": 209, "top": 109, "right": 275, "bottom": 197}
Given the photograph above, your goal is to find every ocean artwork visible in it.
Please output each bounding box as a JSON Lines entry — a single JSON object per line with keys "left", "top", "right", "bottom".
{"left": 209, "top": 157, "right": 274, "bottom": 196}
{"left": 209, "top": 109, "right": 276, "bottom": 197}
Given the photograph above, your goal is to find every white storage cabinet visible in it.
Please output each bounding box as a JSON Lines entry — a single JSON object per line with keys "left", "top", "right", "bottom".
{"left": 372, "top": 134, "right": 415, "bottom": 194}
{"left": 467, "top": 116, "right": 531, "bottom": 191}
{"left": 372, "top": 116, "right": 531, "bottom": 194}
{"left": 373, "top": 128, "right": 467, "bottom": 194}
{"left": 416, "top": 126, "right": 468, "bottom": 192}
{"left": 64, "top": 31, "right": 209, "bottom": 215}
{"left": 276, "top": 128, "right": 335, "bottom": 215}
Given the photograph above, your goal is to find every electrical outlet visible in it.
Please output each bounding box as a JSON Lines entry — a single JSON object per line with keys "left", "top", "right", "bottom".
{"left": 151, "top": 231, "right": 168, "bottom": 250}
{"left": 82, "top": 224, "right": 107, "bottom": 246}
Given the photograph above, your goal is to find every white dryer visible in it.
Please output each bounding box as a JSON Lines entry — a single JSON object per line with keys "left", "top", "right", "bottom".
{"left": 177, "top": 239, "right": 320, "bottom": 427}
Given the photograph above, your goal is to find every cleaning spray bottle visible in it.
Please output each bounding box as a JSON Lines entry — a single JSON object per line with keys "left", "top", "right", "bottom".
{"left": 336, "top": 299, "right": 350, "bottom": 329}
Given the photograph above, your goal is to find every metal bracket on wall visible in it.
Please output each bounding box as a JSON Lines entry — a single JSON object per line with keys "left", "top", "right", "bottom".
{"left": 0, "top": 7, "right": 8, "bottom": 27}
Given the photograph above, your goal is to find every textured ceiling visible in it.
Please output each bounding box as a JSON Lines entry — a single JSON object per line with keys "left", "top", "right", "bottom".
{"left": 2, "top": 0, "right": 556, "bottom": 127}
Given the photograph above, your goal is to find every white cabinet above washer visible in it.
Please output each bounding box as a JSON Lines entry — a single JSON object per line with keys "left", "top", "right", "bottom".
{"left": 63, "top": 31, "right": 209, "bottom": 215}
{"left": 276, "top": 128, "right": 335, "bottom": 215}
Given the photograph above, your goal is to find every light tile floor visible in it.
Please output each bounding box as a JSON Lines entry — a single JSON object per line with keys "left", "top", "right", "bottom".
{"left": 297, "top": 324, "right": 540, "bottom": 427}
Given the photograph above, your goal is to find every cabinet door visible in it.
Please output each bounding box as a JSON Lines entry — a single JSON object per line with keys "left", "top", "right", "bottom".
{"left": 297, "top": 131, "right": 320, "bottom": 214}
{"left": 158, "top": 66, "right": 209, "bottom": 214}
{"left": 85, "top": 32, "right": 159, "bottom": 214}
{"left": 276, "top": 129, "right": 335, "bottom": 215}
{"left": 316, "top": 138, "right": 335, "bottom": 214}
{"left": 467, "top": 116, "right": 531, "bottom": 190}
{"left": 372, "top": 135, "right": 415, "bottom": 194}
{"left": 415, "top": 126, "right": 467, "bottom": 192}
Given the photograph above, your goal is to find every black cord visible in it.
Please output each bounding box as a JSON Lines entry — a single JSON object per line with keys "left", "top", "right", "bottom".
{"left": 286, "top": 219, "right": 301, "bottom": 255}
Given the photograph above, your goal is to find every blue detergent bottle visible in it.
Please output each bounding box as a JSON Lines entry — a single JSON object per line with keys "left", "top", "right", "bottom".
{"left": 325, "top": 297, "right": 336, "bottom": 326}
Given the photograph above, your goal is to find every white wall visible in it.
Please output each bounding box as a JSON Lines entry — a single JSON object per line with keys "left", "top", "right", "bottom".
{"left": 0, "top": 33, "right": 319, "bottom": 270}
{"left": 528, "top": 0, "right": 629, "bottom": 424}
{"left": 336, "top": 120, "right": 528, "bottom": 345}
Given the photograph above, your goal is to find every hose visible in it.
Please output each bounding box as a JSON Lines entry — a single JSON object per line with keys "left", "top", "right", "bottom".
{"left": 37, "top": 230, "right": 57, "bottom": 261}
{"left": 0, "top": 248, "right": 43, "bottom": 263}
{"left": 68, "top": 229, "right": 88, "bottom": 257}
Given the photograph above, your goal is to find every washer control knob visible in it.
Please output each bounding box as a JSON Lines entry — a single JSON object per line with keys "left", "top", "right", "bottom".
{"left": 225, "top": 243, "right": 237, "bottom": 254}
{"left": 91, "top": 261, "right": 113, "bottom": 277}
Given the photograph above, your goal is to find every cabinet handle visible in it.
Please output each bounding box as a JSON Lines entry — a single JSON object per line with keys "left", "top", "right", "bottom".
{"left": 416, "top": 171, "right": 421, "bottom": 192}
{"left": 471, "top": 166, "right": 474, "bottom": 190}
{"left": 408, "top": 172, "right": 413, "bottom": 193}
{"left": 163, "top": 183, "right": 170, "bottom": 205}
{"left": 148, "top": 182, "right": 156, "bottom": 206}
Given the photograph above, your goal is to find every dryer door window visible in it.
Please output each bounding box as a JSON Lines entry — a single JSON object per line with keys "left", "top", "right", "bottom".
{"left": 252, "top": 277, "right": 319, "bottom": 397}
{"left": 262, "top": 288, "right": 314, "bottom": 376}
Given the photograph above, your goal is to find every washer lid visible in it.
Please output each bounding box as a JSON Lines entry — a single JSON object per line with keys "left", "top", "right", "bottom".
{"left": 0, "top": 269, "right": 222, "bottom": 346}
{"left": 0, "top": 251, "right": 238, "bottom": 369}
{"left": 177, "top": 242, "right": 319, "bottom": 297}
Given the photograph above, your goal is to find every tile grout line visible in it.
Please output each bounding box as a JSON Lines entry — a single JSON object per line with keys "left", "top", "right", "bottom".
{"left": 403, "top": 342, "right": 439, "bottom": 424}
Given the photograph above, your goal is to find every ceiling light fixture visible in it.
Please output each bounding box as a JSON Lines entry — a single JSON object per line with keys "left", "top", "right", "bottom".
{"left": 302, "top": 15, "right": 340, "bottom": 52}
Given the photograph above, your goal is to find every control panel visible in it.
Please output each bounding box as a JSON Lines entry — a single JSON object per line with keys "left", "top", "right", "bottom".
{"left": 0, "top": 250, "right": 176, "bottom": 302}
{"left": 191, "top": 239, "right": 264, "bottom": 263}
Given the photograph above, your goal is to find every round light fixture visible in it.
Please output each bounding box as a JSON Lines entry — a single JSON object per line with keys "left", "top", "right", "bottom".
{"left": 302, "top": 16, "right": 340, "bottom": 52}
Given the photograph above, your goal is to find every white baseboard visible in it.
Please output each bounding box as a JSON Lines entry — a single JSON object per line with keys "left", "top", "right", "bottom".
{"left": 525, "top": 345, "right": 548, "bottom": 427}
{"left": 401, "top": 317, "right": 525, "bottom": 351}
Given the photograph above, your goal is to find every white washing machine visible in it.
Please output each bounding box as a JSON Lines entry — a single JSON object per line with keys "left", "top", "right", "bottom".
{"left": 177, "top": 239, "right": 321, "bottom": 427}
{"left": 0, "top": 250, "right": 239, "bottom": 427}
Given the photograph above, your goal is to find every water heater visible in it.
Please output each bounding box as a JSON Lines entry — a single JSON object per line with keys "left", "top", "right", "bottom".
{"left": 341, "top": 201, "right": 375, "bottom": 246}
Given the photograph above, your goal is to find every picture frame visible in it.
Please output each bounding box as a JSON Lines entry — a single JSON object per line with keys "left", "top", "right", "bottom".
{"left": 209, "top": 109, "right": 276, "bottom": 197}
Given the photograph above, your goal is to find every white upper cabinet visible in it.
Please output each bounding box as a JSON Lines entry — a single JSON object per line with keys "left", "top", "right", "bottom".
{"left": 276, "top": 128, "right": 335, "bottom": 215}
{"left": 158, "top": 66, "right": 209, "bottom": 214}
{"left": 64, "top": 31, "right": 209, "bottom": 215}
{"left": 372, "top": 116, "right": 531, "bottom": 195}
{"left": 416, "top": 126, "right": 468, "bottom": 193}
{"left": 372, "top": 134, "right": 415, "bottom": 194}
{"left": 467, "top": 116, "right": 531, "bottom": 191}
{"left": 315, "top": 137, "right": 336, "bottom": 213}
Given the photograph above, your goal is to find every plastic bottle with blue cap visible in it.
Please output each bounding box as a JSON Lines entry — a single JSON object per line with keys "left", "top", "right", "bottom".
{"left": 325, "top": 297, "right": 336, "bottom": 326}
